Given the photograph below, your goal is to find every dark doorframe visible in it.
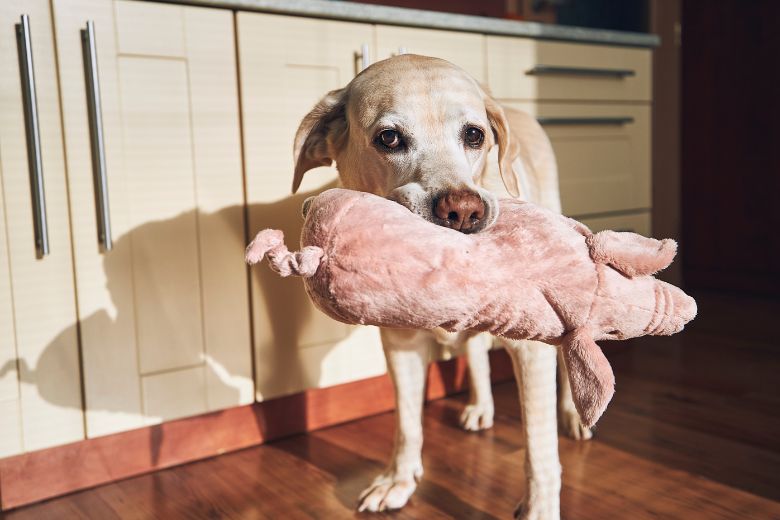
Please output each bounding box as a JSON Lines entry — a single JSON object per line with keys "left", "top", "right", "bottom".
{"left": 680, "top": 0, "right": 780, "bottom": 296}
{"left": 651, "top": 0, "right": 683, "bottom": 286}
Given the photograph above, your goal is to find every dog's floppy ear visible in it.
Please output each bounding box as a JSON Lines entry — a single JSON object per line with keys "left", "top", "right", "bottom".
{"left": 292, "top": 88, "right": 347, "bottom": 194}
{"left": 484, "top": 94, "right": 522, "bottom": 198}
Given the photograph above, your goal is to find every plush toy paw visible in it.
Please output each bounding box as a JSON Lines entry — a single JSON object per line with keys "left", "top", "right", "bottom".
{"left": 460, "top": 401, "right": 495, "bottom": 431}
{"left": 357, "top": 464, "right": 423, "bottom": 512}
{"left": 558, "top": 406, "right": 593, "bottom": 440}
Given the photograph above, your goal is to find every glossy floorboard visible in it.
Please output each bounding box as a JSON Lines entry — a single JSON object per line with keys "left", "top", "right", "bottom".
{"left": 3, "top": 291, "right": 779, "bottom": 519}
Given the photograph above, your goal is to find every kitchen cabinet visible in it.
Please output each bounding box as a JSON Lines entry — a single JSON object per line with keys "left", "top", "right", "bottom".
{"left": 0, "top": 0, "right": 659, "bottom": 508}
{"left": 0, "top": 0, "right": 655, "bottom": 457}
{"left": 51, "top": 0, "right": 252, "bottom": 437}
{"left": 0, "top": 0, "right": 84, "bottom": 456}
{"left": 237, "top": 12, "right": 386, "bottom": 401}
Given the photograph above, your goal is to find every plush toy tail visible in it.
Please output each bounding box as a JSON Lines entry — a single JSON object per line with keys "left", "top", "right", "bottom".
{"left": 245, "top": 229, "right": 324, "bottom": 278}
{"left": 561, "top": 328, "right": 616, "bottom": 428}
{"left": 587, "top": 230, "right": 677, "bottom": 278}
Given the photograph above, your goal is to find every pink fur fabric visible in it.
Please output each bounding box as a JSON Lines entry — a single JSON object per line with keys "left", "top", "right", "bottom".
{"left": 246, "top": 188, "right": 697, "bottom": 426}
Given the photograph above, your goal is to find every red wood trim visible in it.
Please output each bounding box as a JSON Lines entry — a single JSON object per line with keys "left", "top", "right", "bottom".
{"left": 426, "top": 348, "right": 514, "bottom": 400}
{"left": 0, "top": 349, "right": 512, "bottom": 511}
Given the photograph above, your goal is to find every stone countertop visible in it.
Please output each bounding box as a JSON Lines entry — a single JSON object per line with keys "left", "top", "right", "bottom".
{"left": 153, "top": 0, "right": 660, "bottom": 48}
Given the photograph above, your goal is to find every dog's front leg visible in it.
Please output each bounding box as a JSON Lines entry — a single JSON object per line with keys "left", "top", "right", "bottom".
{"left": 358, "top": 328, "right": 430, "bottom": 512}
{"left": 506, "top": 339, "right": 561, "bottom": 520}
{"left": 461, "top": 332, "right": 495, "bottom": 431}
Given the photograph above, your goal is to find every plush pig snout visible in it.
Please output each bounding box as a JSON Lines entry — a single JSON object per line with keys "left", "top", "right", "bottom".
{"left": 433, "top": 189, "right": 486, "bottom": 233}
{"left": 659, "top": 282, "right": 698, "bottom": 335}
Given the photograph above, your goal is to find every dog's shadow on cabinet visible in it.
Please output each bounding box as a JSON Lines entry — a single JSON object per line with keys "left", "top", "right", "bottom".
{"left": 1, "top": 181, "right": 368, "bottom": 464}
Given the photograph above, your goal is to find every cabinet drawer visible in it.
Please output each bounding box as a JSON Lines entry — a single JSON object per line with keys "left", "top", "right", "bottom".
{"left": 487, "top": 37, "right": 651, "bottom": 101}
{"left": 504, "top": 102, "right": 650, "bottom": 217}
{"left": 580, "top": 212, "right": 651, "bottom": 237}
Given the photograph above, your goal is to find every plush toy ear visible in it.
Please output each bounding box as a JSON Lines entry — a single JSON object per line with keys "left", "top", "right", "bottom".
{"left": 292, "top": 88, "right": 347, "bottom": 194}
{"left": 484, "top": 94, "right": 522, "bottom": 198}
{"left": 561, "top": 328, "right": 616, "bottom": 427}
{"left": 587, "top": 231, "right": 678, "bottom": 278}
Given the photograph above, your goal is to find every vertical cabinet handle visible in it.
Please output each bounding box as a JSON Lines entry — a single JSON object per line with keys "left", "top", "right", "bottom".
{"left": 397, "top": 46, "right": 407, "bottom": 55}
{"left": 81, "top": 21, "right": 112, "bottom": 252}
{"left": 15, "top": 15, "right": 49, "bottom": 258}
{"left": 355, "top": 43, "right": 370, "bottom": 73}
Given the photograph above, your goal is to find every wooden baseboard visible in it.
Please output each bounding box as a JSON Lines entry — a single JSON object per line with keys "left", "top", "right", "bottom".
{"left": 0, "top": 349, "right": 513, "bottom": 511}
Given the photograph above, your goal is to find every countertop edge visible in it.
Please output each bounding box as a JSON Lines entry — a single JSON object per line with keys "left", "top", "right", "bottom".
{"left": 150, "top": 0, "right": 660, "bottom": 48}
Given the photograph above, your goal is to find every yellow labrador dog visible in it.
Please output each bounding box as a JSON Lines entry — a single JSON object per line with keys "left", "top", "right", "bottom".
{"left": 293, "top": 54, "right": 590, "bottom": 519}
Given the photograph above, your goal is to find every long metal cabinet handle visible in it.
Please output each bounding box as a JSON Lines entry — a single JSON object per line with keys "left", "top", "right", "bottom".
{"left": 536, "top": 116, "right": 635, "bottom": 126}
{"left": 81, "top": 21, "right": 112, "bottom": 251}
{"left": 526, "top": 65, "right": 636, "bottom": 78}
{"left": 15, "top": 15, "right": 49, "bottom": 258}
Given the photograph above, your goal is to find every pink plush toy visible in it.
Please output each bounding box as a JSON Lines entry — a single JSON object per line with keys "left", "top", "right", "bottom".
{"left": 246, "top": 188, "right": 696, "bottom": 426}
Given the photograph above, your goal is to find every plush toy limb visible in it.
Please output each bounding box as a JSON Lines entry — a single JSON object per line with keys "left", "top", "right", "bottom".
{"left": 245, "top": 229, "right": 324, "bottom": 278}
{"left": 560, "top": 328, "right": 615, "bottom": 428}
{"left": 556, "top": 350, "right": 593, "bottom": 440}
{"left": 586, "top": 230, "right": 677, "bottom": 278}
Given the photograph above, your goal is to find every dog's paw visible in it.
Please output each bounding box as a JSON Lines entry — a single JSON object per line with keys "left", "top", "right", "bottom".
{"left": 514, "top": 469, "right": 561, "bottom": 520}
{"left": 514, "top": 499, "right": 561, "bottom": 520}
{"left": 558, "top": 406, "right": 593, "bottom": 440}
{"left": 513, "top": 486, "right": 561, "bottom": 520}
{"left": 460, "top": 402, "right": 495, "bottom": 431}
{"left": 357, "top": 465, "right": 422, "bottom": 513}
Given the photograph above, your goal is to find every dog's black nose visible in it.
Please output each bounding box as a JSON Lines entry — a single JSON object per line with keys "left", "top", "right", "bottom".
{"left": 433, "top": 190, "right": 485, "bottom": 232}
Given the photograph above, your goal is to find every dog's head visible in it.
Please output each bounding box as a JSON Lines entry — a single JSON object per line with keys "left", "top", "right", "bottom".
{"left": 292, "top": 55, "right": 524, "bottom": 234}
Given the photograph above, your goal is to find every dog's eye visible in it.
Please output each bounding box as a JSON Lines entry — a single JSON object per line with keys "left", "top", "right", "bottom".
{"left": 464, "top": 127, "right": 484, "bottom": 148}
{"left": 376, "top": 129, "right": 402, "bottom": 150}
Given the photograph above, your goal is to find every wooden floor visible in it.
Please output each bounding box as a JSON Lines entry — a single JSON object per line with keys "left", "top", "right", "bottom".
{"left": 3, "top": 291, "right": 779, "bottom": 519}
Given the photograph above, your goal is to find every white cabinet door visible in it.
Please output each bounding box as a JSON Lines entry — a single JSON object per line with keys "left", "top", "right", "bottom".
{"left": 52, "top": 0, "right": 252, "bottom": 436}
{"left": 375, "top": 25, "right": 486, "bottom": 84}
{"left": 237, "top": 12, "right": 385, "bottom": 401}
{"left": 0, "top": 0, "right": 84, "bottom": 455}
